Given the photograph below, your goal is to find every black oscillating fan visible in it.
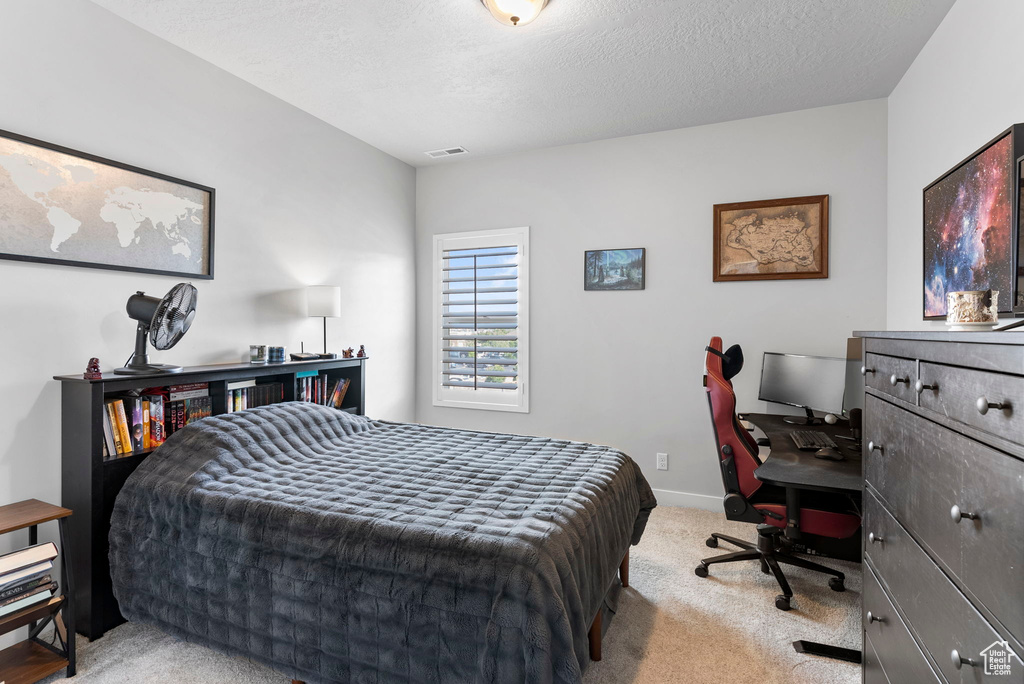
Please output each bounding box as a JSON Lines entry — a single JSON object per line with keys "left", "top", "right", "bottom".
{"left": 114, "top": 283, "right": 198, "bottom": 375}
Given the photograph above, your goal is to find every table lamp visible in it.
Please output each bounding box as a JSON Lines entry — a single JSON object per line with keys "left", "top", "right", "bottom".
{"left": 307, "top": 286, "right": 341, "bottom": 359}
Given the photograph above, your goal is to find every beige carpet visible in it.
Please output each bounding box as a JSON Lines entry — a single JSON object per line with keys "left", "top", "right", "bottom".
{"left": 42, "top": 507, "right": 860, "bottom": 684}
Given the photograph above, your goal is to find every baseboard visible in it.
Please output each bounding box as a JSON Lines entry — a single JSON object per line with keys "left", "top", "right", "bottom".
{"left": 650, "top": 488, "right": 721, "bottom": 511}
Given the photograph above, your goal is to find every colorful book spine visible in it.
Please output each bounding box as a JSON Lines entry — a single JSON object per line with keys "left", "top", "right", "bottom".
{"left": 335, "top": 378, "right": 351, "bottom": 408}
{"left": 150, "top": 396, "right": 164, "bottom": 446}
{"left": 106, "top": 403, "right": 124, "bottom": 455}
{"left": 142, "top": 400, "right": 151, "bottom": 450}
{"left": 130, "top": 399, "right": 144, "bottom": 452}
{"left": 114, "top": 400, "right": 133, "bottom": 455}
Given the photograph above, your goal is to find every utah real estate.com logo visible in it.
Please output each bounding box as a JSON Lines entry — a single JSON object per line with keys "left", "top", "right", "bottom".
{"left": 980, "top": 640, "right": 1023, "bottom": 677}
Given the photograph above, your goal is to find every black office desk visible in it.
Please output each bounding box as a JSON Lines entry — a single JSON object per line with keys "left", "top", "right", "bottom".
{"left": 745, "top": 414, "right": 862, "bottom": 494}
{"left": 743, "top": 413, "right": 863, "bottom": 664}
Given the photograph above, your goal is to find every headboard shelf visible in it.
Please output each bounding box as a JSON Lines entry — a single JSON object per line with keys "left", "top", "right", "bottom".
{"left": 54, "top": 356, "right": 368, "bottom": 640}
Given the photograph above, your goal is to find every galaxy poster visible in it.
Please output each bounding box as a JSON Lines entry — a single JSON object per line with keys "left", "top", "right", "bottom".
{"left": 923, "top": 133, "right": 1015, "bottom": 318}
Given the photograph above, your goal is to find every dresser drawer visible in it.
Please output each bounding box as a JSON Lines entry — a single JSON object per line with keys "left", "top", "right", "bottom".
{"left": 865, "top": 490, "right": 1009, "bottom": 684}
{"left": 918, "top": 361, "right": 1024, "bottom": 444}
{"left": 863, "top": 636, "right": 888, "bottom": 684}
{"left": 865, "top": 395, "right": 962, "bottom": 575}
{"left": 863, "top": 562, "right": 941, "bottom": 684}
{"left": 864, "top": 396, "right": 962, "bottom": 576}
{"left": 863, "top": 395, "right": 914, "bottom": 515}
{"left": 864, "top": 352, "right": 917, "bottom": 403}
{"left": 960, "top": 443, "right": 1024, "bottom": 644}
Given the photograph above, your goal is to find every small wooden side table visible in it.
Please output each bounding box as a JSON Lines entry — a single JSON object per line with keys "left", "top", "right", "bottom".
{"left": 0, "top": 499, "right": 75, "bottom": 683}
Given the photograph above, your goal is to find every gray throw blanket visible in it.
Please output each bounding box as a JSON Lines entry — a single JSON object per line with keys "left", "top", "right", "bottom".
{"left": 109, "top": 403, "right": 656, "bottom": 684}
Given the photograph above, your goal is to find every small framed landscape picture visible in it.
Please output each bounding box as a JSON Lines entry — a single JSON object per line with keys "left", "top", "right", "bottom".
{"left": 584, "top": 248, "right": 645, "bottom": 290}
{"left": 713, "top": 195, "right": 829, "bottom": 282}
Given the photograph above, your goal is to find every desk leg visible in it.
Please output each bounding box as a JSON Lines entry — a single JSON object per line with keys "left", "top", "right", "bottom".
{"left": 793, "top": 640, "right": 861, "bottom": 663}
{"left": 784, "top": 488, "right": 802, "bottom": 542}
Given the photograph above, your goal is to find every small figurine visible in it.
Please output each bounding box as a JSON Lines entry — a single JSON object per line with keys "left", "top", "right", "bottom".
{"left": 342, "top": 347, "right": 355, "bottom": 359}
{"left": 356, "top": 345, "right": 366, "bottom": 358}
{"left": 84, "top": 357, "right": 102, "bottom": 380}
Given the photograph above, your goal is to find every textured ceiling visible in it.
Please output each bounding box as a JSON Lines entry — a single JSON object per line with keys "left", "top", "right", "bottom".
{"left": 91, "top": 0, "right": 954, "bottom": 166}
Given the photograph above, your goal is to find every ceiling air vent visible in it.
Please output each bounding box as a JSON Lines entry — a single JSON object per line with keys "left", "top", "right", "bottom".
{"left": 425, "top": 146, "right": 468, "bottom": 159}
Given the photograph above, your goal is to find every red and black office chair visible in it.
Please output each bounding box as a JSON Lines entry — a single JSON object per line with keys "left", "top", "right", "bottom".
{"left": 698, "top": 336, "right": 861, "bottom": 610}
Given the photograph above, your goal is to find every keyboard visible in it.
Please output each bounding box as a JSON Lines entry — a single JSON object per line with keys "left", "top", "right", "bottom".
{"left": 790, "top": 430, "right": 838, "bottom": 451}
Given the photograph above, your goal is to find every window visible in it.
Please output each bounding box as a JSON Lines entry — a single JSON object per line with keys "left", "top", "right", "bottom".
{"left": 433, "top": 227, "right": 529, "bottom": 412}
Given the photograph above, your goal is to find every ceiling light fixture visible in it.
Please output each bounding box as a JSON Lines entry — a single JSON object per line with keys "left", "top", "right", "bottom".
{"left": 481, "top": 0, "right": 548, "bottom": 27}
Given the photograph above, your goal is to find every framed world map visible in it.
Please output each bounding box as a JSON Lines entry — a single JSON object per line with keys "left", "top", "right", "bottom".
{"left": 0, "top": 129, "right": 214, "bottom": 278}
{"left": 713, "top": 195, "right": 829, "bottom": 282}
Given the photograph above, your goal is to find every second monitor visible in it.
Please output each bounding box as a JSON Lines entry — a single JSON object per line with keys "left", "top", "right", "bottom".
{"left": 758, "top": 351, "right": 847, "bottom": 425}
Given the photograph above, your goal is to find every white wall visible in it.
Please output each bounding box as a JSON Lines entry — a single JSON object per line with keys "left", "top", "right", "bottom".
{"left": 887, "top": 0, "right": 1024, "bottom": 329}
{"left": 0, "top": 0, "right": 415, "bottom": 610}
{"left": 416, "top": 99, "right": 889, "bottom": 505}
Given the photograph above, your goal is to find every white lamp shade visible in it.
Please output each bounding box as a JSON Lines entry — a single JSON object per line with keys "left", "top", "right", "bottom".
{"left": 481, "top": 0, "right": 548, "bottom": 26}
{"left": 307, "top": 286, "right": 342, "bottom": 318}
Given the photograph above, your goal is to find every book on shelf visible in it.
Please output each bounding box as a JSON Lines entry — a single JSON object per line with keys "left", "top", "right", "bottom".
{"left": 0, "top": 542, "right": 58, "bottom": 577}
{"left": 0, "top": 580, "right": 57, "bottom": 609}
{"left": 0, "top": 573, "right": 51, "bottom": 602}
{"left": 227, "top": 382, "right": 284, "bottom": 413}
{"left": 168, "top": 382, "right": 209, "bottom": 401}
{"left": 0, "top": 561, "right": 52, "bottom": 593}
{"left": 0, "top": 581, "right": 58, "bottom": 616}
{"left": 332, "top": 378, "right": 351, "bottom": 408}
{"left": 104, "top": 401, "right": 124, "bottom": 456}
{"left": 129, "top": 398, "right": 145, "bottom": 452}
{"left": 114, "top": 399, "right": 133, "bottom": 455}
{"left": 146, "top": 394, "right": 165, "bottom": 446}
{"left": 165, "top": 395, "right": 212, "bottom": 437}
{"left": 142, "top": 399, "right": 151, "bottom": 449}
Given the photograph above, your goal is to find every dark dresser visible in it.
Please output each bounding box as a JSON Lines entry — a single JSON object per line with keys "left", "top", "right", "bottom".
{"left": 857, "top": 331, "right": 1023, "bottom": 683}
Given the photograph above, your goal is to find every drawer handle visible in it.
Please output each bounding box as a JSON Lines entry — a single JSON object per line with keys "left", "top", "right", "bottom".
{"left": 950, "top": 505, "right": 979, "bottom": 524}
{"left": 890, "top": 374, "right": 909, "bottom": 387}
{"left": 914, "top": 380, "right": 937, "bottom": 395}
{"left": 861, "top": 365, "right": 875, "bottom": 376}
{"left": 951, "top": 649, "right": 978, "bottom": 670}
{"left": 867, "top": 441, "right": 884, "bottom": 454}
{"left": 868, "top": 532, "right": 884, "bottom": 544}
{"left": 866, "top": 611, "right": 885, "bottom": 624}
{"left": 976, "top": 397, "right": 1010, "bottom": 415}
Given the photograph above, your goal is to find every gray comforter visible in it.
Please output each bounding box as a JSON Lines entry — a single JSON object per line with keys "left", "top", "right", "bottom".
{"left": 109, "top": 403, "right": 656, "bottom": 684}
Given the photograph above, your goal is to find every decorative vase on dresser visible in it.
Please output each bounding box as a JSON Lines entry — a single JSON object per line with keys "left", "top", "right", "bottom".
{"left": 857, "top": 331, "right": 1023, "bottom": 683}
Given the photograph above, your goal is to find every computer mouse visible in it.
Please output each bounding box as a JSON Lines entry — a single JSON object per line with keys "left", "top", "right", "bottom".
{"left": 814, "top": 448, "right": 845, "bottom": 462}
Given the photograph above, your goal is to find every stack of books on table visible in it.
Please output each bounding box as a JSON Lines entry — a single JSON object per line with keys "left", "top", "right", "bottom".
{"left": 0, "top": 542, "right": 59, "bottom": 617}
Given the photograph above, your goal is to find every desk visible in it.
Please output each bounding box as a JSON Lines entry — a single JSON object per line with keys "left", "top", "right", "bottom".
{"left": 743, "top": 413, "right": 863, "bottom": 664}
{"left": 745, "top": 413, "right": 862, "bottom": 494}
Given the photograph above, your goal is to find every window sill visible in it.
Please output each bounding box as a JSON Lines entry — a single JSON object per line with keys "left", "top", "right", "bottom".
{"left": 432, "top": 398, "right": 529, "bottom": 413}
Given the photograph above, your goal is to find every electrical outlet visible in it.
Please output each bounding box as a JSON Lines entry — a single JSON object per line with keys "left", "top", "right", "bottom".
{"left": 656, "top": 453, "right": 668, "bottom": 470}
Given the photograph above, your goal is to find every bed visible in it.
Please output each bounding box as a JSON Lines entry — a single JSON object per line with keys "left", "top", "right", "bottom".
{"left": 108, "top": 403, "right": 656, "bottom": 684}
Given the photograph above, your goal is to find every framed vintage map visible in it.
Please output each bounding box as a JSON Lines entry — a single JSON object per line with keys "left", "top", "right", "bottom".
{"left": 713, "top": 195, "right": 828, "bottom": 282}
{"left": 0, "top": 129, "right": 214, "bottom": 278}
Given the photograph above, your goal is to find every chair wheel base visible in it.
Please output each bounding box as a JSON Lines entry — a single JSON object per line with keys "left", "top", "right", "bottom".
{"left": 705, "top": 537, "right": 718, "bottom": 548}
{"left": 760, "top": 560, "right": 770, "bottom": 574}
{"left": 829, "top": 577, "right": 845, "bottom": 592}
{"left": 775, "top": 595, "right": 792, "bottom": 611}
{"left": 694, "top": 563, "right": 709, "bottom": 578}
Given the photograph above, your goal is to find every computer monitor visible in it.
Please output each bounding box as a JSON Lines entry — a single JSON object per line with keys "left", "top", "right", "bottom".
{"left": 842, "top": 337, "right": 864, "bottom": 416}
{"left": 758, "top": 352, "right": 847, "bottom": 425}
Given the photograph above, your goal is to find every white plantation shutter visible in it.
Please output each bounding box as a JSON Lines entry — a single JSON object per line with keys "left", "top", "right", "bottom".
{"left": 433, "top": 227, "right": 529, "bottom": 412}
